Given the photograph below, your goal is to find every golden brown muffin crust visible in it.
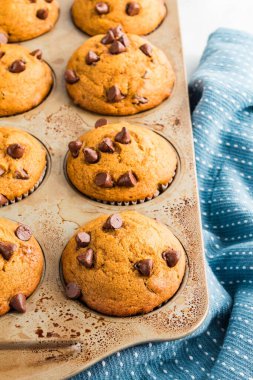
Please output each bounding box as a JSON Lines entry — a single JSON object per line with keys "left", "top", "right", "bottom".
{"left": 0, "top": 0, "right": 59, "bottom": 42}
{"left": 0, "top": 127, "right": 47, "bottom": 202}
{"left": 0, "top": 218, "right": 44, "bottom": 316}
{"left": 72, "top": 0, "right": 166, "bottom": 36}
{"left": 62, "top": 211, "right": 186, "bottom": 317}
{"left": 65, "top": 32, "right": 175, "bottom": 115}
{"left": 67, "top": 123, "right": 177, "bottom": 203}
{"left": 0, "top": 44, "right": 53, "bottom": 116}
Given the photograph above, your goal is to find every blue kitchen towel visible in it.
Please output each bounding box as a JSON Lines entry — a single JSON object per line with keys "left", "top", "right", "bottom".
{"left": 73, "top": 28, "right": 253, "bottom": 380}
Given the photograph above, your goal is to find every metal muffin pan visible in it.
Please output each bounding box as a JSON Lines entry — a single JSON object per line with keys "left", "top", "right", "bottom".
{"left": 0, "top": 0, "right": 208, "bottom": 379}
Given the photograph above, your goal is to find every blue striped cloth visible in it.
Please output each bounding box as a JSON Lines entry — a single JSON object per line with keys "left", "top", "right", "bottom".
{"left": 74, "top": 28, "right": 253, "bottom": 380}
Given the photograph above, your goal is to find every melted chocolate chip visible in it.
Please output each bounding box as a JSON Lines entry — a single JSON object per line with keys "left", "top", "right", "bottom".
{"left": 98, "top": 138, "right": 115, "bottom": 153}
{"left": 126, "top": 2, "right": 140, "bottom": 16}
{"left": 101, "top": 30, "right": 115, "bottom": 45}
{"left": 0, "top": 194, "right": 8, "bottom": 206}
{"left": 162, "top": 249, "right": 181, "bottom": 268}
{"left": 109, "top": 41, "right": 126, "bottom": 55}
{"left": 0, "top": 33, "right": 8, "bottom": 44}
{"left": 94, "top": 172, "right": 114, "bottom": 188}
{"left": 10, "top": 294, "right": 26, "bottom": 313}
{"left": 66, "top": 283, "right": 81, "bottom": 299}
{"left": 30, "top": 49, "right": 43, "bottom": 60}
{"left": 95, "top": 2, "right": 109, "bottom": 15}
{"left": 77, "top": 248, "right": 95, "bottom": 268}
{"left": 103, "top": 214, "right": 123, "bottom": 230}
{"left": 117, "top": 171, "right": 137, "bottom": 187}
{"left": 140, "top": 43, "right": 152, "bottom": 57}
{"left": 36, "top": 9, "right": 49, "bottom": 19}
{"left": 134, "top": 259, "right": 153, "bottom": 276}
{"left": 68, "top": 140, "right": 82, "bottom": 158}
{"left": 84, "top": 148, "right": 99, "bottom": 164}
{"left": 132, "top": 95, "right": 148, "bottom": 105}
{"left": 65, "top": 69, "right": 80, "bottom": 84}
{"left": 107, "top": 85, "right": 124, "bottom": 102}
{"left": 0, "top": 242, "right": 17, "bottom": 261}
{"left": 14, "top": 169, "right": 29, "bottom": 180}
{"left": 111, "top": 25, "right": 123, "bottom": 39}
{"left": 115, "top": 127, "right": 131, "bottom": 144}
{"left": 7, "top": 144, "right": 25, "bottom": 159}
{"left": 75, "top": 232, "right": 91, "bottom": 248}
{"left": 95, "top": 118, "right": 108, "bottom": 128}
{"left": 86, "top": 51, "right": 100, "bottom": 65}
{"left": 15, "top": 225, "right": 32, "bottom": 241}
{"left": 9, "top": 60, "right": 26, "bottom": 73}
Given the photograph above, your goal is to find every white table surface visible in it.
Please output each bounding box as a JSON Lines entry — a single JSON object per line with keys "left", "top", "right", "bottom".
{"left": 178, "top": 0, "right": 253, "bottom": 79}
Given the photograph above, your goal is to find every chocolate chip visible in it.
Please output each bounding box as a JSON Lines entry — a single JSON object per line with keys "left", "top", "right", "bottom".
{"left": 14, "top": 169, "right": 29, "bottom": 180}
{"left": 9, "top": 60, "right": 26, "bottom": 73}
{"left": 103, "top": 214, "right": 123, "bottom": 230}
{"left": 119, "top": 34, "right": 130, "bottom": 48}
{"left": 126, "top": 2, "right": 140, "bottom": 16}
{"left": 0, "top": 51, "right": 5, "bottom": 59}
{"left": 132, "top": 95, "right": 148, "bottom": 105}
{"left": 84, "top": 148, "right": 99, "bottom": 164}
{"left": 95, "top": 2, "right": 109, "bottom": 15}
{"left": 75, "top": 232, "right": 91, "bottom": 248}
{"left": 115, "top": 127, "right": 131, "bottom": 144}
{"left": 15, "top": 225, "right": 32, "bottom": 241}
{"left": 0, "top": 33, "right": 8, "bottom": 44}
{"left": 77, "top": 248, "right": 95, "bottom": 268}
{"left": 68, "top": 140, "right": 82, "bottom": 158}
{"left": 162, "top": 249, "right": 181, "bottom": 268}
{"left": 0, "top": 194, "right": 8, "bottom": 206}
{"left": 10, "top": 294, "right": 26, "bottom": 313}
{"left": 94, "top": 172, "right": 114, "bottom": 188}
{"left": 95, "top": 118, "right": 108, "bottom": 128}
{"left": 98, "top": 138, "right": 115, "bottom": 153}
{"left": 36, "top": 9, "right": 49, "bottom": 19}
{"left": 86, "top": 51, "right": 100, "bottom": 65}
{"left": 7, "top": 144, "right": 25, "bottom": 159}
{"left": 0, "top": 242, "right": 17, "bottom": 261}
{"left": 30, "top": 49, "right": 43, "bottom": 60}
{"left": 66, "top": 283, "right": 81, "bottom": 299}
{"left": 117, "top": 171, "right": 137, "bottom": 187}
{"left": 0, "top": 168, "right": 5, "bottom": 176}
{"left": 140, "top": 43, "right": 152, "bottom": 57}
{"left": 107, "top": 85, "right": 124, "bottom": 103}
{"left": 101, "top": 30, "right": 115, "bottom": 45}
{"left": 134, "top": 259, "right": 153, "bottom": 276}
{"left": 111, "top": 25, "right": 124, "bottom": 39}
{"left": 109, "top": 41, "right": 126, "bottom": 55}
{"left": 64, "top": 69, "right": 80, "bottom": 84}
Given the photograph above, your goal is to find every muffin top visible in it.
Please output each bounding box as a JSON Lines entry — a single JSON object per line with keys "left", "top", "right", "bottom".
{"left": 65, "top": 29, "right": 175, "bottom": 115}
{"left": 0, "top": 217, "right": 44, "bottom": 316}
{"left": 72, "top": 0, "right": 166, "bottom": 36}
{"left": 0, "top": 0, "right": 59, "bottom": 42}
{"left": 0, "top": 127, "right": 47, "bottom": 204}
{"left": 62, "top": 211, "right": 186, "bottom": 316}
{"left": 0, "top": 44, "right": 53, "bottom": 116}
{"left": 66, "top": 122, "right": 177, "bottom": 203}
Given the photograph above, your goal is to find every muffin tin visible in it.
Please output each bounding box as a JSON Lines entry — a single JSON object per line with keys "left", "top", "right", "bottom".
{"left": 0, "top": 0, "right": 208, "bottom": 379}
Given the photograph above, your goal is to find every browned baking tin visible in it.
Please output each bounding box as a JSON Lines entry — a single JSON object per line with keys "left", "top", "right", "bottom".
{"left": 0, "top": 0, "right": 208, "bottom": 378}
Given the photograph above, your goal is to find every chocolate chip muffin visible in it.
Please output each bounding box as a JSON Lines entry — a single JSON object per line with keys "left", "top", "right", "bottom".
{"left": 0, "top": 217, "right": 44, "bottom": 316}
{"left": 72, "top": 0, "right": 166, "bottom": 36}
{"left": 66, "top": 122, "right": 177, "bottom": 204}
{"left": 62, "top": 211, "right": 186, "bottom": 316}
{"left": 0, "top": 0, "right": 59, "bottom": 42}
{"left": 0, "top": 44, "right": 53, "bottom": 116}
{"left": 65, "top": 28, "right": 175, "bottom": 115}
{"left": 0, "top": 127, "right": 47, "bottom": 207}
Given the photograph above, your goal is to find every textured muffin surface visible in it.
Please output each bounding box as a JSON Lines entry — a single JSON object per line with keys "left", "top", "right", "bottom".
{"left": 0, "top": 127, "right": 47, "bottom": 203}
{"left": 0, "top": 218, "right": 44, "bottom": 316}
{"left": 65, "top": 33, "right": 175, "bottom": 115}
{"left": 0, "top": 44, "right": 53, "bottom": 116}
{"left": 72, "top": 0, "right": 166, "bottom": 36}
{"left": 0, "top": 0, "right": 59, "bottom": 42}
{"left": 62, "top": 211, "right": 186, "bottom": 317}
{"left": 67, "top": 123, "right": 177, "bottom": 203}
